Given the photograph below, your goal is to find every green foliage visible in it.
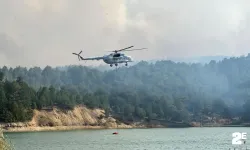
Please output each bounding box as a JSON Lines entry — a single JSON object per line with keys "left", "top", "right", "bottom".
{"left": 1, "top": 55, "right": 250, "bottom": 123}
{"left": 0, "top": 72, "right": 4, "bottom": 82}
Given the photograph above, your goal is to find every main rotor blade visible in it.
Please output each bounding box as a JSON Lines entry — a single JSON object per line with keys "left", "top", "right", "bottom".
{"left": 72, "top": 53, "right": 78, "bottom": 55}
{"left": 106, "top": 46, "right": 146, "bottom": 53}
{"left": 79, "top": 51, "right": 82, "bottom": 54}
{"left": 116, "top": 46, "right": 134, "bottom": 52}
{"left": 122, "top": 48, "right": 147, "bottom": 51}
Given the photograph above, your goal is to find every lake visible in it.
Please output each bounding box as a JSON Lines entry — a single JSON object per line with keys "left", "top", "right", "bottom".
{"left": 4, "top": 127, "right": 250, "bottom": 150}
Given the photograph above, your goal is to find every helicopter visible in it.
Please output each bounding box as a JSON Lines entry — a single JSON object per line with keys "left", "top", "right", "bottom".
{"left": 72, "top": 46, "right": 147, "bottom": 67}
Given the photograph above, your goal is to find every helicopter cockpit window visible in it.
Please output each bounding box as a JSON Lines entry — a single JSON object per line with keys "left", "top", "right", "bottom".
{"left": 113, "top": 53, "right": 120, "bottom": 57}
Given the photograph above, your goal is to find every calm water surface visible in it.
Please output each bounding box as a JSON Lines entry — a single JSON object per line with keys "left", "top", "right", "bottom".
{"left": 4, "top": 127, "right": 250, "bottom": 150}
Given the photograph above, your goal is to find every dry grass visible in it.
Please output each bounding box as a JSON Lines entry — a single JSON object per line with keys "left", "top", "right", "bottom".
{"left": 0, "top": 129, "right": 13, "bottom": 150}
{"left": 35, "top": 106, "right": 104, "bottom": 127}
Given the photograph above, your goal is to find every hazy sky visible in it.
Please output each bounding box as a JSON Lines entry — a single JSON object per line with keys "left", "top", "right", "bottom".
{"left": 1, "top": 0, "right": 250, "bottom": 67}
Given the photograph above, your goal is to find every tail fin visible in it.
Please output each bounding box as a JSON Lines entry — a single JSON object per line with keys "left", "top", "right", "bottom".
{"left": 72, "top": 50, "right": 84, "bottom": 61}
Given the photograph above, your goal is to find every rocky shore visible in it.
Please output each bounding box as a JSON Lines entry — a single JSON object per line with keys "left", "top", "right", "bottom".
{"left": 0, "top": 106, "right": 145, "bottom": 133}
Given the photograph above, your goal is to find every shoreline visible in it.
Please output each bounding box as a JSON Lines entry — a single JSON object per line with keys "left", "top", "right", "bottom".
{"left": 1, "top": 125, "right": 146, "bottom": 133}
{"left": 2, "top": 124, "right": 249, "bottom": 133}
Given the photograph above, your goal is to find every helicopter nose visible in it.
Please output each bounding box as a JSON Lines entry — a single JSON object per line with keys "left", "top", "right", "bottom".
{"left": 128, "top": 56, "right": 133, "bottom": 61}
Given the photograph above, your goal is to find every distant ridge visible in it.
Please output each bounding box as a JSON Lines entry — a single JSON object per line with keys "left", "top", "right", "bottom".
{"left": 170, "top": 55, "right": 231, "bottom": 64}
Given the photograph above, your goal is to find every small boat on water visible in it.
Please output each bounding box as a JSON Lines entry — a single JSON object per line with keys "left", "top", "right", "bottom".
{"left": 112, "top": 123, "right": 119, "bottom": 134}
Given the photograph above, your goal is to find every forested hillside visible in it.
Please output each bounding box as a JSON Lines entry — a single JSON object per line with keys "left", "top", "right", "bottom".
{"left": 1, "top": 54, "right": 250, "bottom": 124}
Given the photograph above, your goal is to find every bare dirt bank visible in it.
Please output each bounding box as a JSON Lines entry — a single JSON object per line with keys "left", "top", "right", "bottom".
{"left": 0, "top": 106, "right": 145, "bottom": 133}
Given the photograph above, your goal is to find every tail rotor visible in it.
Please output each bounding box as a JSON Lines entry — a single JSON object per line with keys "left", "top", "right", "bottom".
{"left": 72, "top": 50, "right": 84, "bottom": 61}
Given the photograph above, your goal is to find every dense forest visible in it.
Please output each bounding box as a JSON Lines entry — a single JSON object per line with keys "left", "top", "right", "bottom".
{"left": 1, "top": 54, "right": 250, "bottom": 124}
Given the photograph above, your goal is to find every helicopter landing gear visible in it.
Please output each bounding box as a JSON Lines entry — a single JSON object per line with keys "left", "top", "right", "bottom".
{"left": 110, "top": 64, "right": 113, "bottom": 67}
{"left": 125, "top": 63, "right": 128, "bottom": 66}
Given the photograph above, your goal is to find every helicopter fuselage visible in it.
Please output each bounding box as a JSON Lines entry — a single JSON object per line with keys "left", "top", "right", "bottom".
{"left": 102, "top": 53, "right": 132, "bottom": 66}
{"left": 72, "top": 46, "right": 145, "bottom": 67}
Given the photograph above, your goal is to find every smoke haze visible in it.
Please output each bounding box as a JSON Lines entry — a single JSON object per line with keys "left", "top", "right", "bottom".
{"left": 1, "top": 0, "right": 250, "bottom": 67}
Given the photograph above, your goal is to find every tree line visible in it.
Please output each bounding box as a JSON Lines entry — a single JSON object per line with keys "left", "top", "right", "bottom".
{"left": 1, "top": 54, "right": 250, "bottom": 123}
{"left": 0, "top": 73, "right": 192, "bottom": 123}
